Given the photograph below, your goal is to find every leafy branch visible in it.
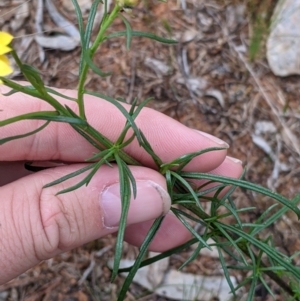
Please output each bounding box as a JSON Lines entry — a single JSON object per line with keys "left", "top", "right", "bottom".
{"left": 1, "top": 1, "right": 300, "bottom": 300}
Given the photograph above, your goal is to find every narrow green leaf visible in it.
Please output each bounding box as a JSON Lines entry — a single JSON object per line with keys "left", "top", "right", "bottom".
{"left": 103, "top": 0, "right": 108, "bottom": 15}
{"left": 1, "top": 85, "right": 35, "bottom": 97}
{"left": 45, "top": 87, "right": 77, "bottom": 101}
{"left": 260, "top": 266, "right": 286, "bottom": 272}
{"left": 55, "top": 152, "right": 113, "bottom": 194}
{"left": 117, "top": 217, "right": 164, "bottom": 301}
{"left": 0, "top": 121, "right": 50, "bottom": 145}
{"left": 70, "top": 124, "right": 105, "bottom": 151}
{"left": 85, "top": 90, "right": 142, "bottom": 143}
{"left": 106, "top": 30, "right": 177, "bottom": 44}
{"left": 71, "top": 0, "right": 84, "bottom": 41}
{"left": 160, "top": 147, "right": 225, "bottom": 173}
{"left": 44, "top": 115, "right": 87, "bottom": 125}
{"left": 131, "top": 97, "right": 153, "bottom": 119}
{"left": 214, "top": 222, "right": 248, "bottom": 264}
{"left": 120, "top": 160, "right": 137, "bottom": 199}
{"left": 172, "top": 207, "right": 204, "bottom": 224}
{"left": 84, "top": 49, "right": 111, "bottom": 77}
{"left": 183, "top": 173, "right": 300, "bottom": 218}
{"left": 251, "top": 194, "right": 300, "bottom": 237}
{"left": 204, "top": 207, "right": 256, "bottom": 222}
{"left": 139, "top": 130, "right": 163, "bottom": 167}
{"left": 85, "top": 149, "right": 114, "bottom": 162}
{"left": 227, "top": 265, "right": 253, "bottom": 271}
{"left": 247, "top": 243, "right": 257, "bottom": 267}
{"left": 112, "top": 155, "right": 132, "bottom": 281}
{"left": 172, "top": 209, "right": 211, "bottom": 249}
{"left": 170, "top": 171, "right": 203, "bottom": 209}
{"left": 115, "top": 122, "right": 133, "bottom": 146}
{"left": 84, "top": 0, "right": 101, "bottom": 48}
{"left": 21, "top": 64, "right": 47, "bottom": 94}
{"left": 196, "top": 183, "right": 225, "bottom": 198}
{"left": 181, "top": 203, "right": 209, "bottom": 221}
{"left": 118, "top": 133, "right": 135, "bottom": 149}
{"left": 43, "top": 163, "right": 97, "bottom": 188}
{"left": 1, "top": 77, "right": 67, "bottom": 113}
{"left": 165, "top": 170, "right": 174, "bottom": 196}
{"left": 0, "top": 111, "right": 58, "bottom": 127}
{"left": 218, "top": 201, "right": 243, "bottom": 229}
{"left": 234, "top": 277, "right": 252, "bottom": 292}
{"left": 247, "top": 274, "right": 258, "bottom": 301}
{"left": 113, "top": 97, "right": 151, "bottom": 146}
{"left": 118, "top": 238, "right": 198, "bottom": 273}
{"left": 178, "top": 241, "right": 205, "bottom": 270}
{"left": 217, "top": 245, "right": 237, "bottom": 297}
{"left": 0, "top": 79, "right": 41, "bottom": 98}
{"left": 120, "top": 15, "right": 132, "bottom": 49}
{"left": 222, "top": 223, "right": 300, "bottom": 280}
{"left": 259, "top": 275, "right": 276, "bottom": 298}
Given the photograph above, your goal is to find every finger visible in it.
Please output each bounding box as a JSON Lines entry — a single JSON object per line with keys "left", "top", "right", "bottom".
{"left": 0, "top": 156, "right": 243, "bottom": 266}
{"left": 0, "top": 164, "right": 171, "bottom": 285}
{"left": 0, "top": 87, "right": 229, "bottom": 172}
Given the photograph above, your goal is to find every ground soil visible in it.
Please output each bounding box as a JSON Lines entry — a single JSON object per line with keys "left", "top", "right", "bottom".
{"left": 1, "top": 0, "right": 300, "bottom": 300}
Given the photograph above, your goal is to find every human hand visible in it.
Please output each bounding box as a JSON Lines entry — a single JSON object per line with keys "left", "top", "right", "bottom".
{"left": 0, "top": 87, "right": 243, "bottom": 284}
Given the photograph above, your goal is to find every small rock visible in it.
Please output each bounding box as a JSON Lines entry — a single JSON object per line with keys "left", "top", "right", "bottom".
{"left": 176, "top": 77, "right": 208, "bottom": 96}
{"left": 267, "top": 0, "right": 300, "bottom": 76}
{"left": 197, "top": 12, "right": 213, "bottom": 32}
{"left": 118, "top": 259, "right": 239, "bottom": 301}
{"left": 0, "top": 291, "right": 9, "bottom": 301}
{"left": 181, "top": 29, "right": 199, "bottom": 43}
{"left": 145, "top": 58, "right": 171, "bottom": 77}
{"left": 254, "top": 121, "right": 277, "bottom": 135}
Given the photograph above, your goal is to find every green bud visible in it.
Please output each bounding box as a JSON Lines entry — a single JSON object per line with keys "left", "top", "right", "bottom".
{"left": 117, "top": 0, "right": 140, "bottom": 9}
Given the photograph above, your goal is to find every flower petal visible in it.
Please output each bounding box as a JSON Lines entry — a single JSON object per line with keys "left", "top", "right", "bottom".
{"left": 0, "top": 55, "right": 13, "bottom": 77}
{"left": 0, "top": 32, "right": 14, "bottom": 46}
{"left": 0, "top": 45, "right": 12, "bottom": 55}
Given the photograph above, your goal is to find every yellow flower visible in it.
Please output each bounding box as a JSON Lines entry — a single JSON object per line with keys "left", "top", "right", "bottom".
{"left": 0, "top": 32, "right": 14, "bottom": 83}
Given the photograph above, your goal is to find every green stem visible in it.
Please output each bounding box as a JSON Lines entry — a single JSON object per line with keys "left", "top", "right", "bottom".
{"left": 77, "top": 4, "right": 121, "bottom": 119}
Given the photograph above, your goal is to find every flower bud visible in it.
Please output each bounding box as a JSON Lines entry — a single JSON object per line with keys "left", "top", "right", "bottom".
{"left": 117, "top": 0, "right": 140, "bottom": 9}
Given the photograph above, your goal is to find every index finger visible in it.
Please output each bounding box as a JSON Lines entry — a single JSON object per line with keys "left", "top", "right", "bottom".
{"left": 0, "top": 86, "right": 229, "bottom": 172}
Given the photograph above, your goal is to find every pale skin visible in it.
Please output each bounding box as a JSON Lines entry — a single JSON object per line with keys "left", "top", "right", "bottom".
{"left": 0, "top": 86, "right": 243, "bottom": 284}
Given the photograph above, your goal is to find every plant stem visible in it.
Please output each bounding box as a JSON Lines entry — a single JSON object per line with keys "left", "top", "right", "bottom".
{"left": 77, "top": 4, "right": 121, "bottom": 119}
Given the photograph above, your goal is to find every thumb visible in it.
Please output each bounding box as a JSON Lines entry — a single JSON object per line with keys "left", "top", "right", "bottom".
{"left": 0, "top": 164, "right": 170, "bottom": 284}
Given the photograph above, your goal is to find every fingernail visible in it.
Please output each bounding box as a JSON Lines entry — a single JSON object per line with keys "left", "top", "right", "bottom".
{"left": 195, "top": 130, "right": 229, "bottom": 148}
{"left": 226, "top": 156, "right": 243, "bottom": 165}
{"left": 100, "top": 180, "right": 171, "bottom": 229}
